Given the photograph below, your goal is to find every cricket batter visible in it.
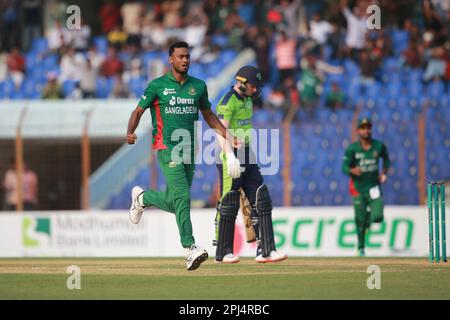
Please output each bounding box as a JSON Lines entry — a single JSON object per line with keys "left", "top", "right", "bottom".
{"left": 213, "top": 65, "right": 287, "bottom": 264}
{"left": 342, "top": 117, "right": 390, "bottom": 256}
{"left": 126, "top": 41, "right": 241, "bottom": 270}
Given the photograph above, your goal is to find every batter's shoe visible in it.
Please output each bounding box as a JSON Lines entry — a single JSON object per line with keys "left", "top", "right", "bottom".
{"left": 255, "top": 250, "right": 288, "bottom": 263}
{"left": 215, "top": 253, "right": 240, "bottom": 264}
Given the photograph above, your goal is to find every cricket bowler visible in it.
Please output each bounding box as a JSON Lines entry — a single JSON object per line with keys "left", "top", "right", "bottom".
{"left": 126, "top": 41, "right": 241, "bottom": 270}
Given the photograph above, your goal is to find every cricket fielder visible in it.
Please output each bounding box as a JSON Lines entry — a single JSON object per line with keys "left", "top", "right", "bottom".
{"left": 342, "top": 117, "right": 391, "bottom": 256}
{"left": 126, "top": 41, "right": 241, "bottom": 270}
{"left": 213, "top": 65, "right": 288, "bottom": 264}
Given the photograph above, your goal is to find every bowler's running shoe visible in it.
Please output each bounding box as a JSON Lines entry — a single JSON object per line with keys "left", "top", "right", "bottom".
{"left": 255, "top": 250, "right": 288, "bottom": 263}
{"left": 186, "top": 244, "right": 208, "bottom": 271}
{"left": 215, "top": 253, "right": 240, "bottom": 264}
{"left": 129, "top": 186, "right": 145, "bottom": 224}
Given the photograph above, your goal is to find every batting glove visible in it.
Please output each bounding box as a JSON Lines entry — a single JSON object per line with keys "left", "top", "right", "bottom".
{"left": 226, "top": 152, "right": 241, "bottom": 179}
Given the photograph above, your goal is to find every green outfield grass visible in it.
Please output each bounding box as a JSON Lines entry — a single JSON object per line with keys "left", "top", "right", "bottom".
{"left": 0, "top": 258, "right": 449, "bottom": 300}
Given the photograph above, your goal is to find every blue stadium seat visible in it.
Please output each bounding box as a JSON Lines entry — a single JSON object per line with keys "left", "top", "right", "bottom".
{"left": 435, "top": 97, "right": 447, "bottom": 114}
{"left": 385, "top": 81, "right": 402, "bottom": 97}
{"left": 22, "top": 79, "right": 40, "bottom": 99}
{"left": 204, "top": 62, "right": 224, "bottom": 78}
{"left": 31, "top": 38, "right": 48, "bottom": 54}
{"left": 346, "top": 81, "right": 361, "bottom": 100}
{"left": 343, "top": 59, "right": 360, "bottom": 76}
{"left": 140, "top": 51, "right": 160, "bottom": 67}
{"left": 2, "top": 78, "right": 16, "bottom": 98}
{"left": 427, "top": 80, "right": 445, "bottom": 98}
{"left": 25, "top": 52, "right": 37, "bottom": 72}
{"left": 128, "top": 77, "right": 146, "bottom": 98}
{"left": 326, "top": 73, "right": 344, "bottom": 86}
{"left": 406, "top": 80, "right": 423, "bottom": 98}
{"left": 335, "top": 109, "right": 354, "bottom": 122}
{"left": 96, "top": 77, "right": 114, "bottom": 98}
{"left": 211, "top": 34, "right": 229, "bottom": 48}
{"left": 62, "top": 80, "right": 78, "bottom": 97}
{"left": 391, "top": 30, "right": 409, "bottom": 55}
{"left": 94, "top": 36, "right": 109, "bottom": 55}
{"left": 43, "top": 54, "right": 59, "bottom": 70}
{"left": 118, "top": 51, "right": 131, "bottom": 62}
{"left": 10, "top": 90, "right": 25, "bottom": 99}
{"left": 382, "top": 57, "right": 400, "bottom": 73}
{"left": 364, "top": 82, "right": 381, "bottom": 99}
{"left": 323, "top": 45, "right": 333, "bottom": 62}
{"left": 253, "top": 110, "right": 270, "bottom": 124}
{"left": 220, "top": 49, "right": 236, "bottom": 64}
{"left": 189, "top": 64, "right": 204, "bottom": 79}
{"left": 407, "top": 69, "right": 423, "bottom": 83}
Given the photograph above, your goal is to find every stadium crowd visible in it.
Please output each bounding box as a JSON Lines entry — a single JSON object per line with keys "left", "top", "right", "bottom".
{"left": 0, "top": 0, "right": 449, "bottom": 112}
{"left": 1, "top": 0, "right": 449, "bottom": 210}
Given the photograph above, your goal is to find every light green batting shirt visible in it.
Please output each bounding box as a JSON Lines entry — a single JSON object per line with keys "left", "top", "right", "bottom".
{"left": 216, "top": 88, "right": 253, "bottom": 145}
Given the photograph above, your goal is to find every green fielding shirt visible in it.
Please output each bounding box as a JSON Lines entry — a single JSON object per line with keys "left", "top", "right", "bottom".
{"left": 137, "top": 71, "right": 211, "bottom": 150}
{"left": 342, "top": 139, "right": 391, "bottom": 195}
{"left": 216, "top": 88, "right": 253, "bottom": 144}
{"left": 300, "top": 68, "right": 320, "bottom": 102}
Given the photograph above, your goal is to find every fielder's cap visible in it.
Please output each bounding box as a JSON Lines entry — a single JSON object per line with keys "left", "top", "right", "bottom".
{"left": 235, "top": 65, "right": 263, "bottom": 87}
{"left": 357, "top": 117, "right": 372, "bottom": 128}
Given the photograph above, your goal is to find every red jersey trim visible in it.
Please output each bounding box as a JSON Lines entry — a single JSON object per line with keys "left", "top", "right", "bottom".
{"left": 152, "top": 99, "right": 167, "bottom": 150}
{"left": 349, "top": 177, "right": 359, "bottom": 196}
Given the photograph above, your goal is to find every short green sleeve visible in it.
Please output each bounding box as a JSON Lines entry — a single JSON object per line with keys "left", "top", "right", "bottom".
{"left": 342, "top": 145, "right": 355, "bottom": 175}
{"left": 380, "top": 143, "right": 391, "bottom": 171}
{"left": 217, "top": 104, "right": 234, "bottom": 121}
{"left": 138, "top": 82, "right": 157, "bottom": 109}
{"left": 199, "top": 84, "right": 211, "bottom": 110}
{"left": 217, "top": 93, "right": 236, "bottom": 121}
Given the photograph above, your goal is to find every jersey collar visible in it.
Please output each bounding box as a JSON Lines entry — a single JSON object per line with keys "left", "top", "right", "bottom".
{"left": 167, "top": 70, "right": 191, "bottom": 84}
{"left": 232, "top": 87, "right": 244, "bottom": 101}
{"left": 359, "top": 139, "right": 373, "bottom": 151}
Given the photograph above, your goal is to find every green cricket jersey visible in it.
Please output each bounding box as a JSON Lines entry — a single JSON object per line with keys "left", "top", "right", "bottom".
{"left": 137, "top": 71, "right": 211, "bottom": 150}
{"left": 216, "top": 88, "right": 253, "bottom": 145}
{"left": 300, "top": 68, "right": 320, "bottom": 102}
{"left": 342, "top": 139, "right": 390, "bottom": 195}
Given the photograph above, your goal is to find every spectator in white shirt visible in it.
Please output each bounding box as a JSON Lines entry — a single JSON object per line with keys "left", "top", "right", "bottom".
{"left": 68, "top": 19, "right": 91, "bottom": 52}
{"left": 59, "top": 46, "right": 85, "bottom": 83}
{"left": 46, "top": 20, "right": 70, "bottom": 53}
{"left": 340, "top": 0, "right": 367, "bottom": 56}
{"left": 86, "top": 44, "right": 105, "bottom": 71}
{"left": 141, "top": 17, "right": 168, "bottom": 51}
{"left": 80, "top": 57, "right": 97, "bottom": 98}
{"left": 309, "top": 13, "right": 334, "bottom": 45}
{"left": 184, "top": 5, "right": 208, "bottom": 49}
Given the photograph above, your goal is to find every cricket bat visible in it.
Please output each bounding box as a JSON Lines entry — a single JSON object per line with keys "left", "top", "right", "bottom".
{"left": 240, "top": 189, "right": 256, "bottom": 243}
